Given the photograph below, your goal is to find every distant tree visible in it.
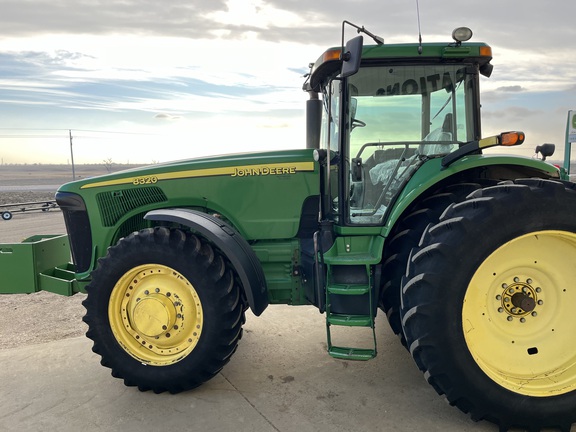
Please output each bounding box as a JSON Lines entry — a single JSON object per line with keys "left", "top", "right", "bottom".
{"left": 103, "top": 158, "right": 115, "bottom": 173}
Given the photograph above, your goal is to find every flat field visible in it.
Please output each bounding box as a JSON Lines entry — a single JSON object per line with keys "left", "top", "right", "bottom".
{"left": 0, "top": 163, "right": 141, "bottom": 204}
{"left": 0, "top": 163, "right": 141, "bottom": 186}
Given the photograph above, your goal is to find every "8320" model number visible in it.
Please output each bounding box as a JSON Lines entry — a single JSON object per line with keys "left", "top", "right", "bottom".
{"left": 132, "top": 176, "right": 158, "bottom": 185}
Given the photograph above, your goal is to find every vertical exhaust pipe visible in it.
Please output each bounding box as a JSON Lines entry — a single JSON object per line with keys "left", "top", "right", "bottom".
{"left": 306, "top": 92, "right": 322, "bottom": 150}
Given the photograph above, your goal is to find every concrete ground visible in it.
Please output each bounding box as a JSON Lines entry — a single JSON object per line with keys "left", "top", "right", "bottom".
{"left": 0, "top": 211, "right": 501, "bottom": 431}
{"left": 0, "top": 308, "right": 500, "bottom": 432}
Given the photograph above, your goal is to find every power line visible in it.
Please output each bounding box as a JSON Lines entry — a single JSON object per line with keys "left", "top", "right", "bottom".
{"left": 0, "top": 127, "right": 160, "bottom": 136}
{"left": 0, "top": 135, "right": 65, "bottom": 139}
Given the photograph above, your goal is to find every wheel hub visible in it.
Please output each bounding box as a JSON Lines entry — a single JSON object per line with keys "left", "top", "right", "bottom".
{"left": 511, "top": 292, "right": 535, "bottom": 312}
{"left": 132, "top": 293, "right": 177, "bottom": 338}
{"left": 496, "top": 277, "right": 542, "bottom": 321}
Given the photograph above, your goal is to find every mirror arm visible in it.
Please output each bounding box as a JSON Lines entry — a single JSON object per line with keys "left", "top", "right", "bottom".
{"left": 341, "top": 20, "right": 384, "bottom": 47}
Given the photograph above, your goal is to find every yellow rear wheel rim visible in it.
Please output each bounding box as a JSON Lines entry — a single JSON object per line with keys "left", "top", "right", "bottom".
{"left": 463, "top": 230, "right": 576, "bottom": 397}
{"left": 109, "top": 264, "right": 203, "bottom": 366}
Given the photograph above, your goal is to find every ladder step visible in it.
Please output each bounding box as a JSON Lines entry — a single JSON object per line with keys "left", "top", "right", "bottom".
{"left": 327, "top": 284, "right": 370, "bottom": 295}
{"left": 329, "top": 346, "right": 376, "bottom": 361}
{"left": 327, "top": 314, "right": 373, "bottom": 327}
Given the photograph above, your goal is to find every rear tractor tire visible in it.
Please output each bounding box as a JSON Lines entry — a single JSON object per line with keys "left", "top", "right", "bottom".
{"left": 401, "top": 179, "right": 576, "bottom": 430}
{"left": 83, "top": 226, "right": 245, "bottom": 393}
{"left": 380, "top": 181, "right": 495, "bottom": 346}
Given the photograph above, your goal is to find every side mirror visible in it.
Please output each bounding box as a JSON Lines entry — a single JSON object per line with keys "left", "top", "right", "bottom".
{"left": 350, "top": 98, "right": 357, "bottom": 119}
{"left": 340, "top": 35, "right": 363, "bottom": 78}
{"left": 535, "top": 143, "right": 555, "bottom": 161}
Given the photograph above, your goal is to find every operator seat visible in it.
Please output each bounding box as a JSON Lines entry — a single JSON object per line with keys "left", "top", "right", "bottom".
{"left": 420, "top": 113, "right": 454, "bottom": 156}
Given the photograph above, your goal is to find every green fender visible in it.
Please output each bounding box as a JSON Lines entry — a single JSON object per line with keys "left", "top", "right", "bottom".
{"left": 382, "top": 153, "right": 560, "bottom": 238}
{"left": 145, "top": 208, "right": 269, "bottom": 316}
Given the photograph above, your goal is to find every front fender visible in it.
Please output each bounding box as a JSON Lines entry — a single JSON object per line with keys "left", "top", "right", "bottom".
{"left": 144, "top": 208, "right": 268, "bottom": 316}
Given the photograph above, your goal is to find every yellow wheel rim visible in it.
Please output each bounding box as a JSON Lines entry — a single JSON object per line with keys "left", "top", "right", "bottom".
{"left": 108, "top": 264, "right": 203, "bottom": 366}
{"left": 463, "top": 230, "right": 576, "bottom": 396}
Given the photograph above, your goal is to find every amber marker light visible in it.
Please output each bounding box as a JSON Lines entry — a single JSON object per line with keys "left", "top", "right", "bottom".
{"left": 322, "top": 48, "right": 342, "bottom": 63}
{"left": 501, "top": 131, "right": 525, "bottom": 146}
{"left": 444, "top": 131, "right": 526, "bottom": 167}
{"left": 480, "top": 46, "right": 492, "bottom": 57}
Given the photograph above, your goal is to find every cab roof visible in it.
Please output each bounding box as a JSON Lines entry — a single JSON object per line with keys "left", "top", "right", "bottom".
{"left": 305, "top": 42, "right": 492, "bottom": 93}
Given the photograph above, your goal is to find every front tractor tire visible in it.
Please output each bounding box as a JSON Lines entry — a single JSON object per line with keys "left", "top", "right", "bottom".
{"left": 83, "top": 227, "right": 245, "bottom": 393}
{"left": 401, "top": 179, "right": 576, "bottom": 430}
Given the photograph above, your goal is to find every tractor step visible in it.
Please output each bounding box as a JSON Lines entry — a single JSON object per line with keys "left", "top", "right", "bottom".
{"left": 327, "top": 313, "right": 372, "bottom": 327}
{"left": 328, "top": 346, "right": 376, "bottom": 361}
{"left": 322, "top": 261, "right": 377, "bottom": 361}
{"left": 326, "top": 283, "right": 370, "bottom": 296}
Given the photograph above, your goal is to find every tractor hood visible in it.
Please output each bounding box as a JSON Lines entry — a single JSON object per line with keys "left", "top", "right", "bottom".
{"left": 58, "top": 149, "right": 317, "bottom": 193}
{"left": 56, "top": 148, "right": 320, "bottom": 278}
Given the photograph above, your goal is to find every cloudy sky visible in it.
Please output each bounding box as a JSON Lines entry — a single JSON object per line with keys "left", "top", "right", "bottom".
{"left": 1, "top": 0, "right": 575, "bottom": 165}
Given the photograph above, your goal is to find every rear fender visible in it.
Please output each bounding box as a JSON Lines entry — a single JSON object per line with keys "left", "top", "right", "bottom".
{"left": 144, "top": 208, "right": 268, "bottom": 316}
{"left": 384, "top": 155, "right": 560, "bottom": 237}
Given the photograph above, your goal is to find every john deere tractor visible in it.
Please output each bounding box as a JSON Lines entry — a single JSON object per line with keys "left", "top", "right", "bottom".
{"left": 48, "top": 23, "right": 576, "bottom": 430}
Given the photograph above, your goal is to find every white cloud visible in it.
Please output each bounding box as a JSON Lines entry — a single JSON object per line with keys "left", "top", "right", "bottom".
{"left": 0, "top": 0, "right": 575, "bottom": 163}
{"left": 206, "top": 0, "right": 305, "bottom": 29}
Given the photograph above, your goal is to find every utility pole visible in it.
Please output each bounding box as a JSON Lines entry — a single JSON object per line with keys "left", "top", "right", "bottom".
{"left": 69, "top": 129, "right": 76, "bottom": 180}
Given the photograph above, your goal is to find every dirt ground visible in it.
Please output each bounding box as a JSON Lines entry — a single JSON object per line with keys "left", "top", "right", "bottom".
{"left": 0, "top": 165, "right": 139, "bottom": 350}
{"left": 0, "top": 212, "right": 87, "bottom": 350}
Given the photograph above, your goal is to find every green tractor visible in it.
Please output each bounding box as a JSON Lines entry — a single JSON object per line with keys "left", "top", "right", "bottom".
{"left": 48, "top": 23, "right": 576, "bottom": 430}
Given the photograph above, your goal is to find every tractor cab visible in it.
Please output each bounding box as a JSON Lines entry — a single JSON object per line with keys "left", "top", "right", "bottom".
{"left": 304, "top": 25, "right": 493, "bottom": 226}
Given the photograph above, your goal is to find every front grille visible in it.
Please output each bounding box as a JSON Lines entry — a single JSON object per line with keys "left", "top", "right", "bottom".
{"left": 96, "top": 187, "right": 167, "bottom": 226}
{"left": 55, "top": 192, "right": 93, "bottom": 274}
